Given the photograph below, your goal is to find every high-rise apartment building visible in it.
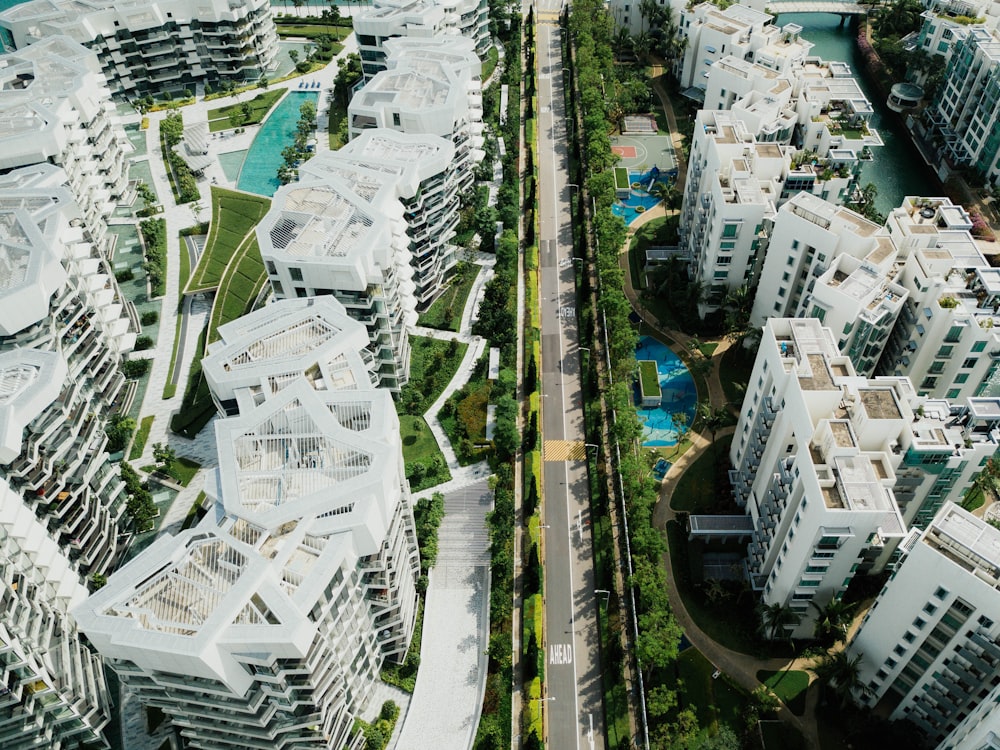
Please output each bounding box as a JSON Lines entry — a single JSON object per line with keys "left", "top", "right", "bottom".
{"left": 0, "top": 164, "right": 133, "bottom": 576}
{"left": 355, "top": 0, "right": 490, "bottom": 79}
{"left": 849, "top": 503, "right": 1000, "bottom": 745}
{"left": 729, "top": 318, "right": 908, "bottom": 637}
{"left": 0, "top": 0, "right": 279, "bottom": 99}
{"left": 0, "top": 38, "right": 131, "bottom": 252}
{"left": 303, "top": 129, "right": 465, "bottom": 308}
{"left": 256, "top": 170, "right": 416, "bottom": 392}
{"left": 0, "top": 478, "right": 112, "bottom": 750}
{"left": 76, "top": 298, "right": 420, "bottom": 750}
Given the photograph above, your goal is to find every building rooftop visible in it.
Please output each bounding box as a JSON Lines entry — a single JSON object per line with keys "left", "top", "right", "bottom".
{"left": 924, "top": 503, "right": 1000, "bottom": 586}
{"left": 858, "top": 387, "right": 904, "bottom": 420}
{"left": 202, "top": 297, "right": 378, "bottom": 404}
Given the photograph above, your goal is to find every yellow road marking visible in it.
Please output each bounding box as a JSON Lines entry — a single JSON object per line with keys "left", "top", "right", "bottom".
{"left": 544, "top": 440, "right": 587, "bottom": 462}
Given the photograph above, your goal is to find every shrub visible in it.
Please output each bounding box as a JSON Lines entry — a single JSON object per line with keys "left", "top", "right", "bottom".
{"left": 134, "top": 335, "right": 154, "bottom": 351}
{"left": 121, "top": 358, "right": 151, "bottom": 379}
{"left": 141, "top": 310, "right": 159, "bottom": 326}
{"left": 115, "top": 268, "right": 134, "bottom": 282}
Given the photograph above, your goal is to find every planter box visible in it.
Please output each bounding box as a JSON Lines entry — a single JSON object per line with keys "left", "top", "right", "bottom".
{"left": 638, "top": 360, "right": 661, "bottom": 408}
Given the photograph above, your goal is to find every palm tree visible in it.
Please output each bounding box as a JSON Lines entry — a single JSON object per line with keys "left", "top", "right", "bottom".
{"left": 639, "top": 0, "right": 658, "bottom": 34}
{"left": 632, "top": 31, "right": 654, "bottom": 63}
{"left": 696, "top": 401, "right": 728, "bottom": 445}
{"left": 756, "top": 601, "right": 800, "bottom": 642}
{"left": 724, "top": 283, "right": 756, "bottom": 346}
{"left": 812, "top": 598, "right": 858, "bottom": 645}
{"left": 812, "top": 651, "right": 871, "bottom": 709}
{"left": 614, "top": 27, "right": 632, "bottom": 59}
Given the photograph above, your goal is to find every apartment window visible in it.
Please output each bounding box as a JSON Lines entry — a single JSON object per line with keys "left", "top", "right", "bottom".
{"left": 937, "top": 345, "right": 954, "bottom": 358}
{"left": 393, "top": 113, "right": 401, "bottom": 127}
{"left": 272, "top": 281, "right": 284, "bottom": 296}
{"left": 972, "top": 341, "right": 987, "bottom": 353}
{"left": 290, "top": 267, "right": 304, "bottom": 281}
{"left": 774, "top": 302, "right": 782, "bottom": 312}
{"left": 722, "top": 222, "right": 740, "bottom": 238}
{"left": 913, "top": 617, "right": 927, "bottom": 629}
{"left": 947, "top": 389, "right": 961, "bottom": 399}
{"left": 903, "top": 632, "right": 915, "bottom": 643}
{"left": 720, "top": 240, "right": 736, "bottom": 250}
{"left": 963, "top": 358, "right": 977, "bottom": 369}
{"left": 778, "top": 287, "right": 786, "bottom": 298}
{"left": 923, "top": 603, "right": 938, "bottom": 616}
{"left": 945, "top": 325, "right": 963, "bottom": 343}
{"left": 718, "top": 256, "right": 732, "bottom": 265}
{"left": 714, "top": 270, "right": 728, "bottom": 279}
{"left": 295, "top": 287, "right": 307, "bottom": 298}
{"left": 786, "top": 255, "right": 795, "bottom": 266}
{"left": 955, "top": 373, "right": 969, "bottom": 384}
{"left": 266, "top": 261, "right": 277, "bottom": 275}
{"left": 792, "top": 240, "right": 799, "bottom": 249}
{"left": 782, "top": 272, "right": 790, "bottom": 282}
{"left": 934, "top": 587, "right": 948, "bottom": 600}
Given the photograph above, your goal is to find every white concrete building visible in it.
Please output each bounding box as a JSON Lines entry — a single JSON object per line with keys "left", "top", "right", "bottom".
{"left": 201, "top": 296, "right": 380, "bottom": 418}
{"left": 355, "top": 0, "right": 490, "bottom": 79}
{"left": 729, "top": 318, "right": 907, "bottom": 638}
{"left": 348, "top": 38, "right": 485, "bottom": 175}
{"left": 751, "top": 192, "right": 905, "bottom": 376}
{"left": 76, "top": 299, "right": 420, "bottom": 750}
{"left": 0, "top": 0, "right": 279, "bottom": 99}
{"left": 0, "top": 38, "right": 131, "bottom": 251}
{"left": 937, "top": 680, "right": 1000, "bottom": 750}
{"left": 675, "top": 2, "right": 773, "bottom": 92}
{"left": 0, "top": 478, "right": 112, "bottom": 750}
{"left": 0, "top": 165, "right": 133, "bottom": 576}
{"left": 849, "top": 503, "right": 1000, "bottom": 745}
{"left": 918, "top": 27, "right": 1000, "bottom": 186}
{"left": 257, "top": 176, "right": 416, "bottom": 391}
{"left": 304, "top": 129, "right": 465, "bottom": 308}
{"left": 878, "top": 196, "right": 1000, "bottom": 401}
{"left": 794, "top": 59, "right": 885, "bottom": 155}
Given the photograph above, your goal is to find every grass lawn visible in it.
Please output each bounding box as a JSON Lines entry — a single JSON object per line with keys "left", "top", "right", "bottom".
{"left": 206, "top": 236, "right": 268, "bottom": 344}
{"left": 482, "top": 45, "right": 500, "bottom": 80}
{"left": 418, "top": 265, "right": 478, "bottom": 331}
{"left": 399, "top": 415, "right": 451, "bottom": 492}
{"left": 761, "top": 720, "right": 808, "bottom": 750}
{"left": 671, "top": 649, "right": 750, "bottom": 737}
{"left": 328, "top": 98, "right": 348, "bottom": 150}
{"left": 669, "top": 434, "right": 732, "bottom": 513}
{"left": 128, "top": 415, "right": 155, "bottom": 460}
{"left": 720, "top": 343, "right": 755, "bottom": 412}
{"left": 207, "top": 90, "right": 284, "bottom": 132}
{"left": 962, "top": 485, "right": 987, "bottom": 512}
{"left": 164, "top": 227, "right": 196, "bottom": 399}
{"left": 186, "top": 187, "right": 271, "bottom": 294}
{"left": 142, "top": 457, "right": 201, "bottom": 487}
{"left": 758, "top": 669, "right": 809, "bottom": 716}
{"left": 399, "top": 337, "right": 468, "bottom": 417}
{"left": 274, "top": 23, "right": 352, "bottom": 41}
{"left": 638, "top": 360, "right": 660, "bottom": 398}
{"left": 181, "top": 491, "right": 207, "bottom": 530}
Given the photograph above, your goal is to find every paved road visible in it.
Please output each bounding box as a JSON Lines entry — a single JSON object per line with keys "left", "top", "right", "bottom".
{"left": 535, "top": 7, "right": 607, "bottom": 749}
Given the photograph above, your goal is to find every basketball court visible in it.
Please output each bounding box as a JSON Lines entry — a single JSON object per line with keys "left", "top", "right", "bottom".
{"left": 611, "top": 133, "right": 678, "bottom": 174}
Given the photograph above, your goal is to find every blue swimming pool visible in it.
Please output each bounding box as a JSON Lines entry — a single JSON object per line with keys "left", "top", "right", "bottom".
{"left": 634, "top": 335, "right": 697, "bottom": 447}
{"left": 237, "top": 91, "right": 318, "bottom": 197}
{"left": 613, "top": 168, "right": 671, "bottom": 225}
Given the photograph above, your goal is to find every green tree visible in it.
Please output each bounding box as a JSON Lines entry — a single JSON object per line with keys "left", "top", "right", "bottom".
{"left": 105, "top": 412, "right": 136, "bottom": 453}
{"left": 288, "top": 49, "right": 299, "bottom": 66}
{"left": 696, "top": 401, "right": 728, "bottom": 445}
{"left": 152, "top": 442, "right": 176, "bottom": 474}
{"left": 812, "top": 597, "right": 858, "bottom": 644}
{"left": 813, "top": 650, "right": 871, "bottom": 709}
{"left": 756, "top": 601, "right": 800, "bottom": 642}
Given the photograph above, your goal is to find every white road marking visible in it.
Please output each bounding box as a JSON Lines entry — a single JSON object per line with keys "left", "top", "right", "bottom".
{"left": 549, "top": 643, "right": 574, "bottom": 665}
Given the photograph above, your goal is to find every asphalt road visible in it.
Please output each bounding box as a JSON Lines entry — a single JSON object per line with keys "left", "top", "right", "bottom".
{"left": 535, "top": 5, "right": 607, "bottom": 749}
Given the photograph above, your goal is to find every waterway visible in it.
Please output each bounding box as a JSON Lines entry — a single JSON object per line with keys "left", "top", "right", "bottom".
{"left": 777, "top": 12, "right": 940, "bottom": 217}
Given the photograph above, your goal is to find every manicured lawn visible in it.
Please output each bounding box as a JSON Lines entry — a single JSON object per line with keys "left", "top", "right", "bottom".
{"left": 181, "top": 492, "right": 207, "bottom": 530}
{"left": 206, "top": 90, "right": 285, "bottom": 132}
{"left": 418, "top": 265, "right": 478, "bottom": 331}
{"left": 962, "top": 485, "right": 987, "bottom": 512}
{"left": 129, "top": 415, "right": 154, "bottom": 460}
{"left": 671, "top": 649, "right": 750, "bottom": 738}
{"left": 399, "top": 415, "right": 451, "bottom": 492}
{"left": 142, "top": 457, "right": 201, "bottom": 487}
{"left": 274, "top": 23, "right": 352, "bottom": 41}
{"left": 758, "top": 669, "right": 810, "bottom": 716}
{"left": 206, "top": 237, "right": 268, "bottom": 344}
{"left": 327, "top": 98, "right": 348, "bottom": 150}
{"left": 186, "top": 187, "right": 271, "bottom": 294}
{"left": 398, "top": 337, "right": 468, "bottom": 417}
{"left": 482, "top": 45, "right": 500, "bottom": 81}
{"left": 164, "top": 226, "right": 196, "bottom": 400}
{"left": 638, "top": 359, "right": 660, "bottom": 398}
{"left": 669, "top": 434, "right": 733, "bottom": 513}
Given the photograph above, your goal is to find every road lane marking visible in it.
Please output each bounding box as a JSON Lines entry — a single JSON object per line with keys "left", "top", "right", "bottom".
{"left": 543, "top": 440, "right": 587, "bottom": 461}
{"left": 549, "top": 643, "right": 574, "bottom": 665}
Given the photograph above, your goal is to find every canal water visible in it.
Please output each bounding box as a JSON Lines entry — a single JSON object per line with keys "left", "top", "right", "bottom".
{"left": 777, "top": 13, "right": 940, "bottom": 217}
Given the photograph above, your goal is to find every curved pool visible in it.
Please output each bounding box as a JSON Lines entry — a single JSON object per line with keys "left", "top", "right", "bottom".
{"left": 634, "top": 335, "right": 697, "bottom": 447}
{"left": 237, "top": 90, "right": 318, "bottom": 197}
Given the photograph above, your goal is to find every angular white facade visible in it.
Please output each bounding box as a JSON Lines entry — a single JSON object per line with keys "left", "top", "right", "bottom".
{"left": 76, "top": 298, "right": 420, "bottom": 750}
{"left": 729, "top": 318, "right": 907, "bottom": 637}
{"left": 0, "top": 165, "right": 133, "bottom": 576}
{"left": 849, "top": 503, "right": 1000, "bottom": 745}
{"left": 355, "top": 0, "right": 490, "bottom": 79}
{"left": 256, "top": 173, "right": 417, "bottom": 392}
{"left": 0, "top": 38, "right": 131, "bottom": 251}
{"left": 0, "top": 0, "right": 279, "bottom": 98}
{"left": 0, "top": 478, "right": 112, "bottom": 750}
{"left": 304, "top": 129, "right": 465, "bottom": 308}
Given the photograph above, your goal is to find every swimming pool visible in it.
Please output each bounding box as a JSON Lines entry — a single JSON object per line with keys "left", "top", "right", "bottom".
{"left": 634, "top": 335, "right": 697, "bottom": 447}
{"left": 237, "top": 91, "right": 317, "bottom": 197}
{"left": 612, "top": 168, "right": 671, "bottom": 225}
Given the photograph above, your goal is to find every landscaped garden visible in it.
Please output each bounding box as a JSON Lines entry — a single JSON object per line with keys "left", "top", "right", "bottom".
{"left": 439, "top": 356, "right": 494, "bottom": 465}
{"left": 757, "top": 669, "right": 810, "bottom": 716}
{"left": 206, "top": 90, "right": 285, "bottom": 132}
{"left": 417, "top": 263, "right": 478, "bottom": 332}
{"left": 186, "top": 187, "right": 271, "bottom": 294}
